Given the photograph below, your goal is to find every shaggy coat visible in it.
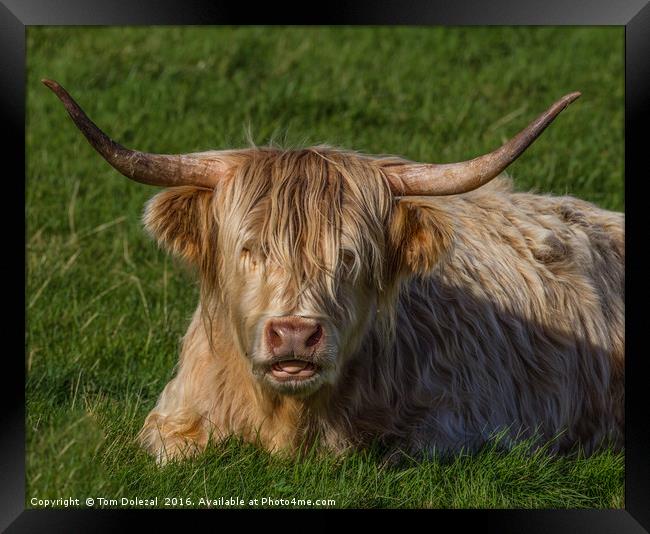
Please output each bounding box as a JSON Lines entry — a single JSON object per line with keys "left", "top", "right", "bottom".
{"left": 137, "top": 147, "right": 624, "bottom": 464}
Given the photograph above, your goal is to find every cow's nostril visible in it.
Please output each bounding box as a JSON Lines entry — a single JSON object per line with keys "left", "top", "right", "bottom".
{"left": 305, "top": 324, "right": 323, "bottom": 347}
{"left": 269, "top": 328, "right": 283, "bottom": 348}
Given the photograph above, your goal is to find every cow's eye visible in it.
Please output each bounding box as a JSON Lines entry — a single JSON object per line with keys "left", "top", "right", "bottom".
{"left": 341, "top": 250, "right": 357, "bottom": 276}
{"left": 240, "top": 248, "right": 258, "bottom": 269}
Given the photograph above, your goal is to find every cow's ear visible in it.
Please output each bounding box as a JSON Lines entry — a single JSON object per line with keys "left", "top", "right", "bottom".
{"left": 388, "top": 199, "right": 455, "bottom": 277}
{"left": 143, "top": 186, "right": 214, "bottom": 264}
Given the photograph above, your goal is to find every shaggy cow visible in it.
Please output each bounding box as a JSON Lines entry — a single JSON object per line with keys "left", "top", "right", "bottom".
{"left": 44, "top": 80, "right": 624, "bottom": 465}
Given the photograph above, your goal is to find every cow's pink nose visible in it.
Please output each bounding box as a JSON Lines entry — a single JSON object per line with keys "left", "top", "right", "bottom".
{"left": 265, "top": 317, "right": 323, "bottom": 356}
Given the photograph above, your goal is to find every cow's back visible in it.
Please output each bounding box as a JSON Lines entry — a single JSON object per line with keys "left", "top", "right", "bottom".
{"left": 386, "top": 177, "right": 624, "bottom": 455}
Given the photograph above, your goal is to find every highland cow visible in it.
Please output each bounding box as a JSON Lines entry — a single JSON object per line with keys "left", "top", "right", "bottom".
{"left": 44, "top": 79, "right": 624, "bottom": 465}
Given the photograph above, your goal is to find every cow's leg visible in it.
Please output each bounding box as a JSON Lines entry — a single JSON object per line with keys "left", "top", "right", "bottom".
{"left": 138, "top": 377, "right": 217, "bottom": 465}
{"left": 138, "top": 309, "right": 227, "bottom": 465}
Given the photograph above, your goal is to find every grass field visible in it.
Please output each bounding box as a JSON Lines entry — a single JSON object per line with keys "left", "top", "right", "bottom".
{"left": 26, "top": 26, "right": 624, "bottom": 509}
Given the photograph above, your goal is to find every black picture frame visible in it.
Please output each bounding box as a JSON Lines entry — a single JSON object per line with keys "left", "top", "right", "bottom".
{"left": 5, "top": 1, "right": 649, "bottom": 531}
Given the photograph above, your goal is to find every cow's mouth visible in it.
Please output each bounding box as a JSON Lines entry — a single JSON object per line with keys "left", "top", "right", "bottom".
{"left": 268, "top": 359, "right": 318, "bottom": 381}
{"left": 257, "top": 353, "right": 331, "bottom": 394}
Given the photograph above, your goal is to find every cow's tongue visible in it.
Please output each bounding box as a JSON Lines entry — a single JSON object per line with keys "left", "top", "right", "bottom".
{"left": 272, "top": 360, "right": 315, "bottom": 378}
{"left": 278, "top": 360, "right": 308, "bottom": 373}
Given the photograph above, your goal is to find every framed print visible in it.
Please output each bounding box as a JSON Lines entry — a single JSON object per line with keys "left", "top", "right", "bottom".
{"left": 5, "top": 0, "right": 649, "bottom": 531}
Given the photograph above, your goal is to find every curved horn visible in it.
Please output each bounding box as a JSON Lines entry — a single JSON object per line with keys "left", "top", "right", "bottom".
{"left": 42, "top": 79, "right": 227, "bottom": 188}
{"left": 386, "top": 92, "right": 581, "bottom": 196}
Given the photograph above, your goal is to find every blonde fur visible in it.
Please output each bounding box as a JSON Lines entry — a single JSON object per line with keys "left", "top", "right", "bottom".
{"left": 137, "top": 146, "right": 624, "bottom": 464}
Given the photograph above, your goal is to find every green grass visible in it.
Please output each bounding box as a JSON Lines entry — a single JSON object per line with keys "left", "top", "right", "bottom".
{"left": 26, "top": 26, "right": 624, "bottom": 509}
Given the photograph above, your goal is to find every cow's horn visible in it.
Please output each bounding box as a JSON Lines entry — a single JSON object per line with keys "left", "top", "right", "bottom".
{"left": 385, "top": 92, "right": 581, "bottom": 196}
{"left": 42, "top": 79, "right": 226, "bottom": 189}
